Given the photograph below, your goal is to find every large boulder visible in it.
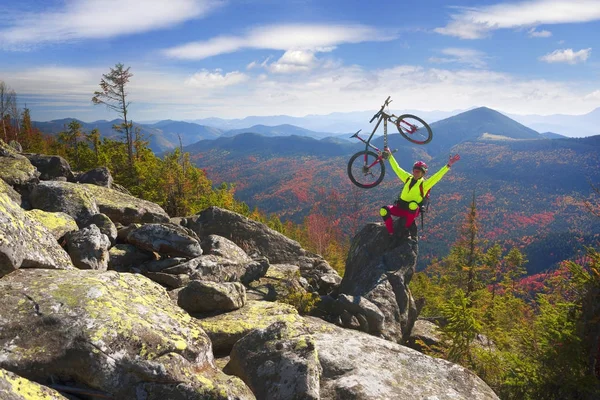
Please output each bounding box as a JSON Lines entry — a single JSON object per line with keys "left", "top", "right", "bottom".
{"left": 226, "top": 318, "right": 500, "bottom": 400}
{"left": 0, "top": 269, "right": 254, "bottom": 399}
{"left": 76, "top": 166, "right": 113, "bottom": 188}
{"left": 0, "top": 193, "right": 74, "bottom": 278}
{"left": 82, "top": 183, "right": 169, "bottom": 225}
{"left": 29, "top": 181, "right": 98, "bottom": 225}
{"left": 330, "top": 222, "right": 419, "bottom": 342}
{"left": 0, "top": 368, "right": 68, "bottom": 400}
{"left": 201, "top": 234, "right": 252, "bottom": 263}
{"left": 225, "top": 321, "right": 321, "bottom": 400}
{"left": 127, "top": 223, "right": 203, "bottom": 258}
{"left": 0, "top": 140, "right": 39, "bottom": 186}
{"left": 65, "top": 224, "right": 111, "bottom": 270}
{"left": 85, "top": 213, "right": 117, "bottom": 245}
{"left": 177, "top": 280, "right": 246, "bottom": 313}
{"left": 188, "top": 206, "right": 306, "bottom": 263}
{"left": 22, "top": 153, "right": 74, "bottom": 181}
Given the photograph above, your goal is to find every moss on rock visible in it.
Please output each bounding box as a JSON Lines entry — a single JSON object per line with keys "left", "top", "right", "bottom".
{"left": 0, "top": 368, "right": 68, "bottom": 400}
{"left": 0, "top": 269, "right": 254, "bottom": 399}
{"left": 25, "top": 210, "right": 78, "bottom": 240}
{"left": 197, "top": 300, "right": 303, "bottom": 354}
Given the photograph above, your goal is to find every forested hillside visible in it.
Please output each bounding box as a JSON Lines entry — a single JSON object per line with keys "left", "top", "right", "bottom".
{"left": 185, "top": 110, "right": 600, "bottom": 275}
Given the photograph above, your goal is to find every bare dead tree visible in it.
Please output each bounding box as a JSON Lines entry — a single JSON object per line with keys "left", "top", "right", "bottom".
{"left": 0, "top": 81, "right": 15, "bottom": 141}
{"left": 92, "top": 63, "right": 134, "bottom": 167}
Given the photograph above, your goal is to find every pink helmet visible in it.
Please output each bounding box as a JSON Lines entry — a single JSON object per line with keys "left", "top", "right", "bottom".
{"left": 413, "top": 161, "right": 428, "bottom": 173}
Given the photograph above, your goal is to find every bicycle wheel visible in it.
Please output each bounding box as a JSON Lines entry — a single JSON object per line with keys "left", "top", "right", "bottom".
{"left": 396, "top": 114, "right": 433, "bottom": 145}
{"left": 347, "top": 150, "right": 385, "bottom": 189}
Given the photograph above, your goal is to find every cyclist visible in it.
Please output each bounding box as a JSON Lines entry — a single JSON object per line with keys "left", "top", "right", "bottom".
{"left": 379, "top": 150, "right": 460, "bottom": 238}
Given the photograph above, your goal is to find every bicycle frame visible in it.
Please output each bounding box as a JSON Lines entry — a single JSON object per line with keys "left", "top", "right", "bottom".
{"left": 351, "top": 96, "right": 401, "bottom": 153}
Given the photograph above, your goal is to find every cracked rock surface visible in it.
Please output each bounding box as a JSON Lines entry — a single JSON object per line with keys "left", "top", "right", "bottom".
{"left": 0, "top": 268, "right": 254, "bottom": 399}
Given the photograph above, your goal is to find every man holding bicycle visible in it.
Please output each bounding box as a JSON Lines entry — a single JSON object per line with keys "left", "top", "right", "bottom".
{"left": 379, "top": 150, "right": 460, "bottom": 238}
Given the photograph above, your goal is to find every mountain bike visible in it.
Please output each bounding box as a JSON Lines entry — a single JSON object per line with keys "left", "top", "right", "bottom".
{"left": 347, "top": 96, "right": 433, "bottom": 189}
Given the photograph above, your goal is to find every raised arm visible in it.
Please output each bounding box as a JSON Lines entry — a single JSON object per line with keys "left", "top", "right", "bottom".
{"left": 386, "top": 151, "right": 410, "bottom": 182}
{"left": 423, "top": 154, "right": 460, "bottom": 191}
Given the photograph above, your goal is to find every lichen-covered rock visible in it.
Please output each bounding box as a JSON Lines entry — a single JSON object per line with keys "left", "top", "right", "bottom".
{"left": 66, "top": 224, "right": 111, "bottom": 270}
{"left": 0, "top": 178, "right": 21, "bottom": 205}
{"left": 309, "top": 318, "right": 499, "bottom": 400}
{"left": 0, "top": 157, "right": 40, "bottom": 186}
{"left": 225, "top": 321, "right": 321, "bottom": 400}
{"left": 0, "top": 368, "right": 68, "bottom": 400}
{"left": 197, "top": 300, "right": 303, "bottom": 354}
{"left": 108, "top": 243, "right": 157, "bottom": 272}
{"left": 225, "top": 317, "right": 499, "bottom": 400}
{"left": 25, "top": 209, "right": 78, "bottom": 240}
{"left": 86, "top": 213, "right": 117, "bottom": 245}
{"left": 83, "top": 183, "right": 169, "bottom": 225}
{"left": 201, "top": 234, "right": 252, "bottom": 263}
{"left": 178, "top": 280, "right": 246, "bottom": 313}
{"left": 127, "top": 223, "right": 203, "bottom": 258}
{"left": 0, "top": 193, "right": 74, "bottom": 278}
{"left": 76, "top": 166, "right": 113, "bottom": 188}
{"left": 22, "top": 153, "right": 74, "bottom": 181}
{"left": 0, "top": 269, "right": 255, "bottom": 399}
{"left": 30, "top": 181, "right": 99, "bottom": 225}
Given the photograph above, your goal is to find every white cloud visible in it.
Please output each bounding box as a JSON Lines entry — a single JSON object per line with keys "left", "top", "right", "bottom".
{"left": 184, "top": 69, "right": 248, "bottom": 88}
{"left": 528, "top": 28, "right": 552, "bottom": 37}
{"left": 429, "top": 48, "right": 488, "bottom": 68}
{"left": 163, "top": 23, "right": 397, "bottom": 59}
{"left": 539, "top": 48, "right": 592, "bottom": 64}
{"left": 435, "top": 0, "right": 600, "bottom": 39}
{"left": 0, "top": 0, "right": 219, "bottom": 47}
{"left": 3, "top": 62, "right": 599, "bottom": 121}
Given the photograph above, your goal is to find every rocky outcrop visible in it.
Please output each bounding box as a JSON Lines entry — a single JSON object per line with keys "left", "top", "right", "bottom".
{"left": 319, "top": 221, "right": 419, "bottom": 343}
{"left": 0, "top": 269, "right": 254, "bottom": 399}
{"left": 0, "top": 146, "right": 501, "bottom": 399}
{"left": 0, "top": 193, "right": 74, "bottom": 278}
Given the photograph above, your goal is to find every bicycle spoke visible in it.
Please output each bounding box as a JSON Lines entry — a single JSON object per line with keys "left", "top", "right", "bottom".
{"left": 347, "top": 150, "right": 385, "bottom": 188}
{"left": 396, "top": 114, "right": 433, "bottom": 145}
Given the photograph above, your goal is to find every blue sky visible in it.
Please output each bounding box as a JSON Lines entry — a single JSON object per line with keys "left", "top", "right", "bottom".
{"left": 0, "top": 0, "right": 599, "bottom": 122}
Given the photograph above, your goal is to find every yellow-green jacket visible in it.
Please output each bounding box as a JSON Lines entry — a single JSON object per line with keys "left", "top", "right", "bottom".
{"left": 388, "top": 154, "right": 450, "bottom": 211}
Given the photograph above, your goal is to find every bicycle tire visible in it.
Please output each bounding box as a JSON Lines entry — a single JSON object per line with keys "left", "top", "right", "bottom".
{"left": 347, "top": 150, "right": 385, "bottom": 189}
{"left": 396, "top": 114, "right": 433, "bottom": 145}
